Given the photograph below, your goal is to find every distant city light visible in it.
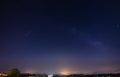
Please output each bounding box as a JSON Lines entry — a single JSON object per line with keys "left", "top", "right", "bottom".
{"left": 48, "top": 74, "right": 53, "bottom": 77}
{"left": 24, "top": 69, "right": 36, "bottom": 74}
{"left": 60, "top": 71, "right": 70, "bottom": 75}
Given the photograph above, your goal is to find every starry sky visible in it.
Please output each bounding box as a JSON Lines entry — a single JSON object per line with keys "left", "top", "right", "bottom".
{"left": 0, "top": 0, "right": 120, "bottom": 74}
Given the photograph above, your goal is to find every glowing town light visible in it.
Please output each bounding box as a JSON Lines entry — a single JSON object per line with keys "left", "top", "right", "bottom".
{"left": 24, "top": 69, "right": 36, "bottom": 74}
{"left": 48, "top": 74, "right": 53, "bottom": 77}
{"left": 60, "top": 71, "right": 69, "bottom": 75}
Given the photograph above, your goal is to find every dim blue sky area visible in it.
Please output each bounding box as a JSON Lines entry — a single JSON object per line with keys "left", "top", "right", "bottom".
{"left": 0, "top": 0, "right": 120, "bottom": 74}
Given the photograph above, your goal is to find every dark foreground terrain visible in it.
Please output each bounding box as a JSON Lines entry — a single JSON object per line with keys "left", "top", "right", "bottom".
{"left": 21, "top": 73, "right": 120, "bottom": 77}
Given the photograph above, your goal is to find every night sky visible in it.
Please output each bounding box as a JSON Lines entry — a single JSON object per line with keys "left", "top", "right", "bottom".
{"left": 0, "top": 0, "right": 120, "bottom": 74}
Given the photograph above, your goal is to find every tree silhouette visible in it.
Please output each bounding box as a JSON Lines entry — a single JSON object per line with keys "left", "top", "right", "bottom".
{"left": 8, "top": 68, "right": 21, "bottom": 77}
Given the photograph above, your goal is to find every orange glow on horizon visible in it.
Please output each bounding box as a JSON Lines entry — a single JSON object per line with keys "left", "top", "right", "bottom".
{"left": 60, "top": 71, "right": 70, "bottom": 75}
{"left": 24, "top": 69, "right": 36, "bottom": 74}
{"left": 60, "top": 69, "right": 71, "bottom": 75}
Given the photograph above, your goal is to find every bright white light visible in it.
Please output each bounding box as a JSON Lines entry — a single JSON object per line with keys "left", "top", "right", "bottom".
{"left": 48, "top": 74, "right": 53, "bottom": 77}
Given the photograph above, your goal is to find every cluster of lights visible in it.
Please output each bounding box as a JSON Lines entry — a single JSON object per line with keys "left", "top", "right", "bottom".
{"left": 0, "top": 72, "right": 8, "bottom": 76}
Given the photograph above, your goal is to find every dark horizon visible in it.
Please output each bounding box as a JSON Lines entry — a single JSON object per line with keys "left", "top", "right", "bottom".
{"left": 0, "top": 0, "right": 120, "bottom": 74}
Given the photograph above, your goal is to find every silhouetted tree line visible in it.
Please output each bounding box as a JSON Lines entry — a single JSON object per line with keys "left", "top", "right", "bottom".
{"left": 20, "top": 73, "right": 120, "bottom": 77}
{"left": 6, "top": 68, "right": 120, "bottom": 77}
